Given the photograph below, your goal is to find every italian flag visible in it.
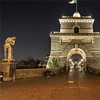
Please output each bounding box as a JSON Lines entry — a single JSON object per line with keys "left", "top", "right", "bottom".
{"left": 69, "top": 0, "right": 77, "bottom": 4}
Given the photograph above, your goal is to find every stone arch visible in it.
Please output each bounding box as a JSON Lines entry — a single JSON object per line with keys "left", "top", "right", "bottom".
{"left": 66, "top": 48, "right": 87, "bottom": 72}
{"left": 72, "top": 25, "right": 80, "bottom": 29}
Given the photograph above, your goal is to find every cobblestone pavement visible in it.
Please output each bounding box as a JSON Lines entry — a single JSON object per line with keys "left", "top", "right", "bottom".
{"left": 0, "top": 68, "right": 100, "bottom": 100}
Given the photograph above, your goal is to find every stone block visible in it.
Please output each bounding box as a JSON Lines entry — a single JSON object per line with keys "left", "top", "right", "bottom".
{"left": 1, "top": 60, "right": 17, "bottom": 81}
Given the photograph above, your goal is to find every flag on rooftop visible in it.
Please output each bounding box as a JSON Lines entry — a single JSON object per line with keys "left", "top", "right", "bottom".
{"left": 69, "top": 0, "right": 77, "bottom": 4}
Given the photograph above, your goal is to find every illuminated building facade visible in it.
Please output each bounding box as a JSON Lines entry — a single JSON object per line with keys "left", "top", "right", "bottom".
{"left": 47, "top": 12, "right": 100, "bottom": 71}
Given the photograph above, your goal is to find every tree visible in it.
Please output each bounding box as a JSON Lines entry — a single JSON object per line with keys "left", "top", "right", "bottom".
{"left": 16, "top": 60, "right": 28, "bottom": 69}
{"left": 26, "top": 57, "right": 36, "bottom": 67}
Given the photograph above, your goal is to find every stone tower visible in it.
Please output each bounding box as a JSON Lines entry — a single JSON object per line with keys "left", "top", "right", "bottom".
{"left": 47, "top": 12, "right": 100, "bottom": 71}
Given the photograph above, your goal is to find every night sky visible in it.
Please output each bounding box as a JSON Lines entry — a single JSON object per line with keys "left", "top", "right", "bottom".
{"left": 0, "top": 0, "right": 100, "bottom": 61}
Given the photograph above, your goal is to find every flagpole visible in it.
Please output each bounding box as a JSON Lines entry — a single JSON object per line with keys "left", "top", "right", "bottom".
{"left": 76, "top": 0, "right": 78, "bottom": 12}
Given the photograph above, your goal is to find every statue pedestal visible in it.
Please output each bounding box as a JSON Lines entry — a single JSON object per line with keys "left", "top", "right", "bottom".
{"left": 2, "top": 60, "right": 17, "bottom": 81}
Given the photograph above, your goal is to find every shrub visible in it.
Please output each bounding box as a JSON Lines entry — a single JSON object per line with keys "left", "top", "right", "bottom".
{"left": 47, "top": 58, "right": 60, "bottom": 68}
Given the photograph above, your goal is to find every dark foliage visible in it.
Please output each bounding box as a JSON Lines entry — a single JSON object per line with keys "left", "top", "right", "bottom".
{"left": 16, "top": 57, "right": 45, "bottom": 69}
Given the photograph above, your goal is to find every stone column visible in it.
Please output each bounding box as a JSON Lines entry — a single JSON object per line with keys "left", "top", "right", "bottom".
{"left": 2, "top": 60, "right": 17, "bottom": 81}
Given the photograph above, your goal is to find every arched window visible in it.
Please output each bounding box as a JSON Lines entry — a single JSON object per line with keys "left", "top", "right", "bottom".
{"left": 74, "top": 27, "right": 79, "bottom": 33}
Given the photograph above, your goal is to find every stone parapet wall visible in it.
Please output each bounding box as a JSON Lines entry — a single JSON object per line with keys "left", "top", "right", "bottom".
{"left": 16, "top": 67, "right": 65, "bottom": 79}
{"left": 16, "top": 68, "right": 47, "bottom": 79}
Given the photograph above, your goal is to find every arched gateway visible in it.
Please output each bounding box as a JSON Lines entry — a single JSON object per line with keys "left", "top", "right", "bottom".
{"left": 46, "top": 12, "right": 100, "bottom": 72}
{"left": 67, "top": 48, "right": 86, "bottom": 72}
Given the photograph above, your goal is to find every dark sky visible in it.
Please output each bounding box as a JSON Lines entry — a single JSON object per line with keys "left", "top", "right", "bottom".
{"left": 0, "top": 0, "right": 100, "bottom": 61}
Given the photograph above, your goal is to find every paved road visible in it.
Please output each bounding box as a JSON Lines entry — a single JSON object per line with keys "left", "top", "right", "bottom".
{"left": 0, "top": 68, "right": 100, "bottom": 100}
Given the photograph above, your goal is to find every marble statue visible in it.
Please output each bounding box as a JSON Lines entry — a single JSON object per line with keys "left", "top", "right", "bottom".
{"left": 4, "top": 37, "right": 16, "bottom": 61}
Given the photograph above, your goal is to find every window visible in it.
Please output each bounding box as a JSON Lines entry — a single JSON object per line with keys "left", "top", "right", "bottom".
{"left": 74, "top": 27, "right": 79, "bottom": 33}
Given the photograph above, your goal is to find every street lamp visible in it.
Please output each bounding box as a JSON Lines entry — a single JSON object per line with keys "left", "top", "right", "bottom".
{"left": 81, "top": 59, "right": 83, "bottom": 62}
